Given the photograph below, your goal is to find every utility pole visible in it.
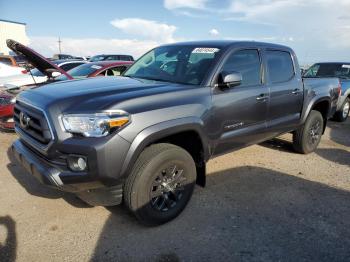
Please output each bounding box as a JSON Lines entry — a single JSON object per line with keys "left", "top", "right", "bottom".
{"left": 58, "top": 37, "right": 62, "bottom": 54}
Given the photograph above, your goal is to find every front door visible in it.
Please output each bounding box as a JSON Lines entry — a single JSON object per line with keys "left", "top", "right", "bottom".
{"left": 210, "top": 48, "right": 269, "bottom": 155}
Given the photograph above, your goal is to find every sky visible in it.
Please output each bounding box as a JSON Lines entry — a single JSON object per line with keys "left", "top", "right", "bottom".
{"left": 1, "top": 0, "right": 350, "bottom": 65}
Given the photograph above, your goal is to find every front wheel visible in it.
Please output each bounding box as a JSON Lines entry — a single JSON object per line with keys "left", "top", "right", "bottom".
{"left": 293, "top": 110, "right": 324, "bottom": 154}
{"left": 334, "top": 97, "right": 349, "bottom": 122}
{"left": 124, "top": 143, "right": 197, "bottom": 226}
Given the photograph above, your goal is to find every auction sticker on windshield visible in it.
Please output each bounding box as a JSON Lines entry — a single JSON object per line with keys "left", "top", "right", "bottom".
{"left": 192, "top": 48, "right": 220, "bottom": 54}
{"left": 91, "top": 65, "right": 102, "bottom": 69}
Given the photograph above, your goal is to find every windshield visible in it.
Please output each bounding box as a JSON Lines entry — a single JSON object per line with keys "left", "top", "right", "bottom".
{"left": 55, "top": 63, "right": 102, "bottom": 81}
{"left": 304, "top": 63, "right": 350, "bottom": 79}
{"left": 124, "top": 45, "right": 221, "bottom": 85}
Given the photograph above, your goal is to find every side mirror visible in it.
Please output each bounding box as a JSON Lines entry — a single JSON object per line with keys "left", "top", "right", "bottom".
{"left": 220, "top": 71, "right": 242, "bottom": 88}
{"left": 51, "top": 71, "right": 61, "bottom": 78}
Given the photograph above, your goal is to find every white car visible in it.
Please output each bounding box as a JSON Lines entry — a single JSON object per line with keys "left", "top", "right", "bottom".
{"left": 0, "top": 60, "right": 87, "bottom": 88}
{"left": 0, "top": 62, "right": 27, "bottom": 77}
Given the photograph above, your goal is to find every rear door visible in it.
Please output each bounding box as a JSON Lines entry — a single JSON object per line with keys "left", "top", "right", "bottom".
{"left": 211, "top": 48, "right": 269, "bottom": 155}
{"left": 264, "top": 50, "right": 303, "bottom": 134}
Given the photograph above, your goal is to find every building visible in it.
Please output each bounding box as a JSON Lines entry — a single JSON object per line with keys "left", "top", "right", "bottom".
{"left": 0, "top": 19, "right": 29, "bottom": 55}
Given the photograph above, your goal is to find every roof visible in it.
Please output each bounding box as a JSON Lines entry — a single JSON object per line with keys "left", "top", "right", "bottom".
{"left": 160, "top": 40, "right": 291, "bottom": 50}
{"left": 314, "top": 62, "right": 350, "bottom": 65}
{"left": 0, "top": 19, "right": 26, "bottom": 25}
{"left": 52, "top": 59, "right": 87, "bottom": 65}
{"left": 92, "top": 54, "right": 133, "bottom": 57}
{"left": 88, "top": 61, "right": 133, "bottom": 66}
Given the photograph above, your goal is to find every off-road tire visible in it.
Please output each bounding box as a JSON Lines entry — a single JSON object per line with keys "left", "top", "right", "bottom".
{"left": 124, "top": 143, "right": 196, "bottom": 226}
{"left": 334, "top": 97, "right": 349, "bottom": 122}
{"left": 293, "top": 110, "right": 324, "bottom": 154}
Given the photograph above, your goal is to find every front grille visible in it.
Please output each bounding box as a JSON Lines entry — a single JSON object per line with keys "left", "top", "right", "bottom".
{"left": 0, "top": 97, "right": 11, "bottom": 106}
{"left": 14, "top": 102, "right": 52, "bottom": 145}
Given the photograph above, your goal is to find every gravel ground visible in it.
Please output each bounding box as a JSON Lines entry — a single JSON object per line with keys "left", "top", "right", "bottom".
{"left": 0, "top": 120, "right": 349, "bottom": 262}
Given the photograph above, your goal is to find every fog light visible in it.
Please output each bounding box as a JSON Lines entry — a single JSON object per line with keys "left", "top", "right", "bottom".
{"left": 67, "top": 155, "right": 87, "bottom": 171}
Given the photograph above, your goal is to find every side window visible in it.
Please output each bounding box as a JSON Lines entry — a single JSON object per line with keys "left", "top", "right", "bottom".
{"left": 106, "top": 69, "right": 114, "bottom": 76}
{"left": 108, "top": 56, "right": 120, "bottom": 61}
{"left": 111, "top": 66, "right": 127, "bottom": 76}
{"left": 222, "top": 49, "right": 261, "bottom": 87}
{"left": 120, "top": 55, "right": 132, "bottom": 61}
{"left": 266, "top": 50, "right": 294, "bottom": 83}
{"left": 60, "top": 63, "right": 83, "bottom": 71}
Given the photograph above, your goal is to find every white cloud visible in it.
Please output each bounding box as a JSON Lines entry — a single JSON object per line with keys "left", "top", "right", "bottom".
{"left": 110, "top": 18, "right": 176, "bottom": 43}
{"left": 225, "top": 0, "right": 350, "bottom": 50}
{"left": 28, "top": 36, "right": 158, "bottom": 59}
{"left": 165, "top": 0, "right": 350, "bottom": 62}
{"left": 209, "top": 28, "right": 219, "bottom": 36}
{"left": 164, "top": 0, "right": 208, "bottom": 10}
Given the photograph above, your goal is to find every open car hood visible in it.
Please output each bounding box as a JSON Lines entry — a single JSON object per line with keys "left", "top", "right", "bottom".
{"left": 6, "top": 39, "right": 73, "bottom": 80}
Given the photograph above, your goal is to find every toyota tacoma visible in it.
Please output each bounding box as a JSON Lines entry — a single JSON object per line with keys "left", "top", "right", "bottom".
{"left": 11, "top": 40, "right": 340, "bottom": 225}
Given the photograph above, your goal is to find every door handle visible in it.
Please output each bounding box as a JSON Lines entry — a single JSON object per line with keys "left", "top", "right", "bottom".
{"left": 256, "top": 94, "right": 268, "bottom": 101}
{"left": 292, "top": 88, "right": 301, "bottom": 95}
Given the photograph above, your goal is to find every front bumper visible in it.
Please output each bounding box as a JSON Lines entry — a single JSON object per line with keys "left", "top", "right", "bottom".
{"left": 0, "top": 118, "right": 15, "bottom": 130}
{"left": 11, "top": 137, "right": 130, "bottom": 206}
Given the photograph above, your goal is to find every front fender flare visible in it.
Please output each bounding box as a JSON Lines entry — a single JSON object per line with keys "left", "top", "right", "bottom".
{"left": 119, "top": 117, "right": 209, "bottom": 179}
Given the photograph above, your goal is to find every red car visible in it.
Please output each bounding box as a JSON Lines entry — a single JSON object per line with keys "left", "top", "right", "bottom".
{"left": 54, "top": 60, "right": 133, "bottom": 81}
{"left": 0, "top": 40, "right": 133, "bottom": 130}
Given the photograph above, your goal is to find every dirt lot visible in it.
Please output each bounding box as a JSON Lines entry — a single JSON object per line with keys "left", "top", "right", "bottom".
{"left": 0, "top": 120, "right": 349, "bottom": 262}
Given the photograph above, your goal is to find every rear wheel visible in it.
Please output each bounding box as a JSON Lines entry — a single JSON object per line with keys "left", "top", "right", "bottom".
{"left": 293, "top": 110, "right": 324, "bottom": 154}
{"left": 334, "top": 97, "right": 349, "bottom": 122}
{"left": 124, "top": 143, "right": 196, "bottom": 226}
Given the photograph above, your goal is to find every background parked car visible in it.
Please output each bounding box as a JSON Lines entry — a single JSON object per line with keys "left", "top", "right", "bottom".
{"left": 304, "top": 62, "right": 350, "bottom": 122}
{"left": 0, "top": 59, "right": 86, "bottom": 88}
{"left": 0, "top": 39, "right": 87, "bottom": 130}
{"left": 52, "top": 53, "right": 75, "bottom": 60}
{"left": 0, "top": 62, "right": 27, "bottom": 77}
{"left": 55, "top": 60, "right": 133, "bottom": 81}
{"left": 0, "top": 54, "right": 27, "bottom": 67}
{"left": 0, "top": 60, "right": 133, "bottom": 130}
{"left": 89, "top": 54, "right": 134, "bottom": 62}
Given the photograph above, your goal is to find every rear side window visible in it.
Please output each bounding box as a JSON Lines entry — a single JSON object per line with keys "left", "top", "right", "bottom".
{"left": 304, "top": 63, "right": 350, "bottom": 79}
{"left": 266, "top": 50, "right": 294, "bottom": 83}
{"left": 222, "top": 49, "right": 261, "bottom": 87}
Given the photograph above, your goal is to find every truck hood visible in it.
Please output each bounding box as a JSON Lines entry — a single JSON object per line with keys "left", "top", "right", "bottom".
{"left": 17, "top": 76, "right": 200, "bottom": 113}
{"left": 6, "top": 39, "right": 73, "bottom": 80}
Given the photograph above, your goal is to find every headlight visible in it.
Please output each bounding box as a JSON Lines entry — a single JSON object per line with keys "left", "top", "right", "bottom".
{"left": 10, "top": 97, "right": 16, "bottom": 104}
{"left": 60, "top": 110, "right": 130, "bottom": 137}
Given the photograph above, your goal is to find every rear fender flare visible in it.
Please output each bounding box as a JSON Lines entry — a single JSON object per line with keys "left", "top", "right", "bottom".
{"left": 301, "top": 96, "right": 331, "bottom": 124}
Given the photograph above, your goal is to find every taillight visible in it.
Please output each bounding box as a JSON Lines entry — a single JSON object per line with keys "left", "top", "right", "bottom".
{"left": 21, "top": 70, "right": 27, "bottom": 74}
{"left": 337, "top": 80, "right": 342, "bottom": 97}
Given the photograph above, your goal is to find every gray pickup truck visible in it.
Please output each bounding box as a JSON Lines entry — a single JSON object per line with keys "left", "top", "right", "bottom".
{"left": 304, "top": 62, "right": 350, "bottom": 122}
{"left": 10, "top": 40, "right": 340, "bottom": 225}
